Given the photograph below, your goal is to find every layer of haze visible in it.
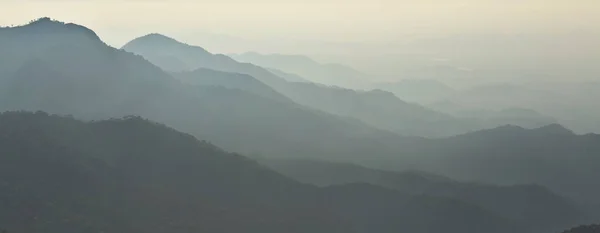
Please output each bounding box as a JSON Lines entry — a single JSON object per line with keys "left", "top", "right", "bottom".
{"left": 1, "top": 0, "right": 599, "bottom": 81}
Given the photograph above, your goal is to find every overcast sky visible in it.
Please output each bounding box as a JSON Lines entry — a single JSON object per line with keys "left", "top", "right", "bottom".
{"left": 0, "top": 0, "right": 598, "bottom": 47}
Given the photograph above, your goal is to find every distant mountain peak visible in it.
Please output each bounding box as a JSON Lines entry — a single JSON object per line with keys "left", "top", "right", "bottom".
{"left": 125, "top": 33, "right": 183, "bottom": 47}
{"left": 561, "top": 225, "right": 600, "bottom": 233}
{"left": 136, "top": 33, "right": 178, "bottom": 42}
{"left": 533, "top": 123, "right": 574, "bottom": 136}
{"left": 241, "top": 52, "right": 316, "bottom": 63}
{"left": 30, "top": 17, "right": 53, "bottom": 24}
{"left": 3, "top": 17, "right": 101, "bottom": 41}
{"left": 123, "top": 33, "right": 210, "bottom": 54}
{"left": 464, "top": 123, "right": 576, "bottom": 139}
{"left": 366, "top": 89, "right": 401, "bottom": 100}
{"left": 495, "top": 124, "right": 527, "bottom": 131}
{"left": 460, "top": 124, "right": 526, "bottom": 138}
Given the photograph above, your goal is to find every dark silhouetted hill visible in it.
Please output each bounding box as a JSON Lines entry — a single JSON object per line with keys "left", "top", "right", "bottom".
{"left": 262, "top": 158, "right": 584, "bottom": 232}
{"left": 0, "top": 111, "right": 528, "bottom": 233}
{"left": 560, "top": 225, "right": 600, "bottom": 233}
{"left": 374, "top": 124, "right": 600, "bottom": 207}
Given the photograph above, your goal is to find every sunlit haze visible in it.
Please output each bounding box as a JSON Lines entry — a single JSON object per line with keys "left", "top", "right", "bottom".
{"left": 1, "top": 1, "right": 600, "bottom": 233}
{"left": 1, "top": 0, "right": 598, "bottom": 45}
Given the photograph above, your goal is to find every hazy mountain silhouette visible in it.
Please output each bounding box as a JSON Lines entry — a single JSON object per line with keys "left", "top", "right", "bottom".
{"left": 430, "top": 103, "right": 558, "bottom": 129}
{"left": 0, "top": 18, "right": 405, "bottom": 161}
{"left": 436, "top": 83, "right": 600, "bottom": 134}
{"left": 232, "top": 52, "right": 369, "bottom": 89}
{"left": 123, "top": 33, "right": 489, "bottom": 137}
{"left": 0, "top": 112, "right": 336, "bottom": 233}
{"left": 373, "top": 79, "right": 457, "bottom": 104}
{"left": 220, "top": 52, "right": 555, "bottom": 132}
{"left": 271, "top": 82, "right": 481, "bottom": 137}
{"left": 0, "top": 111, "right": 529, "bottom": 233}
{"left": 171, "top": 68, "right": 292, "bottom": 102}
{"left": 560, "top": 225, "right": 600, "bottom": 233}
{"left": 375, "top": 79, "right": 559, "bottom": 129}
{"left": 262, "top": 158, "right": 584, "bottom": 232}
{"left": 122, "top": 33, "right": 286, "bottom": 86}
{"left": 265, "top": 67, "right": 311, "bottom": 83}
{"left": 2, "top": 18, "right": 600, "bottom": 227}
{"left": 372, "top": 124, "right": 600, "bottom": 207}
{"left": 0, "top": 19, "right": 173, "bottom": 120}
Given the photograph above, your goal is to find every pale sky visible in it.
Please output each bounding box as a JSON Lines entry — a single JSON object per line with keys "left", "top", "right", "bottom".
{"left": 0, "top": 0, "right": 598, "bottom": 47}
{"left": 1, "top": 0, "right": 598, "bottom": 79}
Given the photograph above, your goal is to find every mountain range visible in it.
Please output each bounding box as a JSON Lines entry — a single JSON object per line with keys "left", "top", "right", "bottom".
{"left": 560, "top": 225, "right": 600, "bottom": 233}
{"left": 232, "top": 49, "right": 559, "bottom": 133}
{"left": 0, "top": 18, "right": 599, "bottom": 232}
{"left": 260, "top": 158, "right": 584, "bottom": 231}
{"left": 227, "top": 51, "right": 584, "bottom": 134}
{"left": 0, "top": 111, "right": 535, "bottom": 233}
{"left": 170, "top": 68, "right": 292, "bottom": 103}
{"left": 1, "top": 18, "right": 404, "bottom": 160}
{"left": 231, "top": 52, "right": 370, "bottom": 89}
{"left": 121, "top": 30, "right": 600, "bottom": 206}
{"left": 431, "top": 83, "right": 600, "bottom": 134}
{"left": 123, "top": 33, "right": 492, "bottom": 137}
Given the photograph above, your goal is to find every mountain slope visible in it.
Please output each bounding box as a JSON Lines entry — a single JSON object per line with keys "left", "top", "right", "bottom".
{"left": 0, "top": 111, "right": 345, "bottom": 233}
{"left": 0, "top": 111, "right": 528, "bottom": 233}
{"left": 271, "top": 82, "right": 479, "bottom": 137}
{"left": 232, "top": 52, "right": 369, "bottom": 89}
{"left": 0, "top": 18, "right": 407, "bottom": 160}
{"left": 373, "top": 79, "right": 457, "bottom": 104}
{"left": 430, "top": 102, "right": 558, "bottom": 129}
{"left": 266, "top": 67, "right": 311, "bottom": 83}
{"left": 231, "top": 54, "right": 556, "bottom": 130}
{"left": 3, "top": 19, "right": 600, "bottom": 229}
{"left": 0, "top": 19, "right": 172, "bottom": 120}
{"left": 369, "top": 124, "right": 600, "bottom": 206}
{"left": 121, "top": 31, "right": 600, "bottom": 204}
{"left": 123, "top": 34, "right": 483, "bottom": 137}
{"left": 436, "top": 83, "right": 600, "bottom": 134}
{"left": 560, "top": 225, "right": 600, "bottom": 233}
{"left": 122, "top": 33, "right": 286, "bottom": 86}
{"left": 261, "top": 158, "right": 584, "bottom": 232}
{"left": 171, "top": 68, "right": 291, "bottom": 102}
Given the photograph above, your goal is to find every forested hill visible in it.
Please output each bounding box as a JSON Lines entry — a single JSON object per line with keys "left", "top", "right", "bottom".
{"left": 0, "top": 111, "right": 530, "bottom": 233}
{"left": 560, "top": 225, "right": 600, "bottom": 233}
{"left": 0, "top": 17, "right": 404, "bottom": 163}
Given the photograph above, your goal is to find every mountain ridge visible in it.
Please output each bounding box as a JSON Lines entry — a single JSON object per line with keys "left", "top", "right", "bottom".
{"left": 4, "top": 17, "right": 101, "bottom": 41}
{"left": 0, "top": 111, "right": 531, "bottom": 233}
{"left": 1, "top": 18, "right": 407, "bottom": 167}
{"left": 171, "top": 67, "right": 292, "bottom": 103}
{"left": 261, "top": 158, "right": 584, "bottom": 231}
{"left": 3, "top": 18, "right": 600, "bottom": 224}
{"left": 123, "top": 33, "right": 489, "bottom": 137}
{"left": 232, "top": 51, "right": 369, "bottom": 89}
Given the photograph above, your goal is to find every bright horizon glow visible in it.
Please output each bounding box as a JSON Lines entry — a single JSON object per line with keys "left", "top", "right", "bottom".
{"left": 1, "top": 0, "right": 598, "bottom": 79}
{"left": 0, "top": 0, "right": 598, "bottom": 47}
